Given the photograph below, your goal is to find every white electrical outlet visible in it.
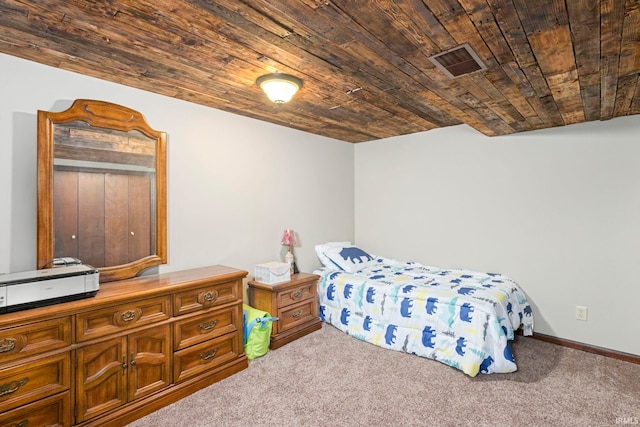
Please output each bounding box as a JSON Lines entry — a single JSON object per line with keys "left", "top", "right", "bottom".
{"left": 576, "top": 306, "right": 588, "bottom": 321}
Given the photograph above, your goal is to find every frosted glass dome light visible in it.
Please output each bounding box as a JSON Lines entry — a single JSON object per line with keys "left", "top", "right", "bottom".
{"left": 256, "top": 73, "right": 303, "bottom": 104}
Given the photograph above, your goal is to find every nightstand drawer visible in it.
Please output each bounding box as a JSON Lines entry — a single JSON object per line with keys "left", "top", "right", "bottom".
{"left": 277, "top": 299, "right": 317, "bottom": 332}
{"left": 173, "top": 333, "right": 241, "bottom": 383}
{"left": 0, "top": 317, "right": 71, "bottom": 364}
{"left": 173, "top": 306, "right": 240, "bottom": 351}
{"left": 173, "top": 280, "right": 241, "bottom": 316}
{"left": 0, "top": 352, "right": 70, "bottom": 413}
{"left": 76, "top": 296, "right": 171, "bottom": 342}
{"left": 277, "top": 282, "right": 315, "bottom": 307}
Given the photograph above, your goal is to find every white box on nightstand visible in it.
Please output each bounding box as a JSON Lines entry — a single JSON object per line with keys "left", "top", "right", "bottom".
{"left": 254, "top": 262, "right": 291, "bottom": 285}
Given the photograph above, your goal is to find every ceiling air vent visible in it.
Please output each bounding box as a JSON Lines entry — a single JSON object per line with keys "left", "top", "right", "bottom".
{"left": 428, "top": 43, "right": 487, "bottom": 79}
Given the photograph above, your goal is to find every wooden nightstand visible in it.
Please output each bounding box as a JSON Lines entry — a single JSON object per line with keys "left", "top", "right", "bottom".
{"left": 248, "top": 272, "right": 322, "bottom": 349}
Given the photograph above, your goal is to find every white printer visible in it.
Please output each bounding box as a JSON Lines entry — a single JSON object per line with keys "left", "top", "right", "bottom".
{"left": 0, "top": 264, "right": 99, "bottom": 313}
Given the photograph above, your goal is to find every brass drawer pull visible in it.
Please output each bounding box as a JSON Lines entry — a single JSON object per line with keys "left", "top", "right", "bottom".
{"left": 198, "top": 290, "right": 219, "bottom": 304}
{"left": 291, "top": 290, "right": 303, "bottom": 299}
{"left": 115, "top": 308, "right": 143, "bottom": 325}
{"left": 0, "top": 377, "right": 28, "bottom": 397}
{"left": 291, "top": 309, "right": 303, "bottom": 319}
{"left": 197, "top": 320, "right": 218, "bottom": 331}
{"left": 198, "top": 348, "right": 218, "bottom": 361}
{"left": 9, "top": 421, "right": 28, "bottom": 427}
{"left": 121, "top": 310, "right": 137, "bottom": 322}
{"left": 0, "top": 338, "right": 17, "bottom": 353}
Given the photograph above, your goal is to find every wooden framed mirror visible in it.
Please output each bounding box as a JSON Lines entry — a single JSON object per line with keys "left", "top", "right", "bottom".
{"left": 37, "top": 99, "right": 167, "bottom": 283}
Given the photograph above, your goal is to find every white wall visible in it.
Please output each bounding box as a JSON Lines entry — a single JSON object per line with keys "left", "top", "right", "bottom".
{"left": 0, "top": 53, "right": 354, "bottom": 292}
{"left": 355, "top": 117, "right": 640, "bottom": 356}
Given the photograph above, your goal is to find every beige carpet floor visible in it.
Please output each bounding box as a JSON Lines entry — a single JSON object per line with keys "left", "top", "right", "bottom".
{"left": 128, "top": 323, "right": 639, "bottom": 427}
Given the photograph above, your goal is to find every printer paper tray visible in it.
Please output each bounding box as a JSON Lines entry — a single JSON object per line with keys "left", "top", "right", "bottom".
{"left": 0, "top": 290, "right": 98, "bottom": 313}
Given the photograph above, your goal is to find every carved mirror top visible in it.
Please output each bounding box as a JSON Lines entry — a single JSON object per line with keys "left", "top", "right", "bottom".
{"left": 37, "top": 99, "right": 167, "bottom": 283}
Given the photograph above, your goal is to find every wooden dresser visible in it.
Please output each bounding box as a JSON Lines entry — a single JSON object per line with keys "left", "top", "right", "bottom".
{"left": 0, "top": 265, "right": 248, "bottom": 426}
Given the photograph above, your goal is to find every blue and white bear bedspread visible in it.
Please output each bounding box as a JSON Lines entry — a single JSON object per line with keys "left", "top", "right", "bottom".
{"left": 315, "top": 257, "right": 534, "bottom": 377}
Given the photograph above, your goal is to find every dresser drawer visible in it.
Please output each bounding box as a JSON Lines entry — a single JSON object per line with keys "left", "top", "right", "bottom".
{"left": 173, "top": 333, "right": 241, "bottom": 383}
{"left": 277, "top": 282, "right": 315, "bottom": 308}
{"left": 173, "top": 280, "right": 241, "bottom": 316}
{"left": 0, "top": 317, "right": 71, "bottom": 364}
{"left": 277, "top": 299, "right": 317, "bottom": 333}
{"left": 76, "top": 296, "right": 171, "bottom": 342}
{"left": 174, "top": 305, "right": 240, "bottom": 351}
{"left": 0, "top": 352, "right": 70, "bottom": 413}
{"left": 0, "top": 391, "right": 70, "bottom": 427}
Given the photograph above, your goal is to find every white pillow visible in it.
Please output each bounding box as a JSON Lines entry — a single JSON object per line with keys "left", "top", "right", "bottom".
{"left": 323, "top": 246, "right": 375, "bottom": 273}
{"left": 315, "top": 242, "right": 351, "bottom": 269}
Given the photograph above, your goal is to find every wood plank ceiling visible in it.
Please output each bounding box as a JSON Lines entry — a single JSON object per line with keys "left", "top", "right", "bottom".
{"left": 0, "top": 0, "right": 639, "bottom": 143}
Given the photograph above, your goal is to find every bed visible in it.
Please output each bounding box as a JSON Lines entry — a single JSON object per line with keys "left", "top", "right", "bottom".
{"left": 313, "top": 242, "right": 534, "bottom": 377}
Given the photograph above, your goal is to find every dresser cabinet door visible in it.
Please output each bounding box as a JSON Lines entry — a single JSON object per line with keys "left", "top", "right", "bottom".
{"left": 127, "top": 325, "right": 171, "bottom": 401}
{"left": 76, "top": 337, "right": 127, "bottom": 423}
{"left": 75, "top": 326, "right": 171, "bottom": 423}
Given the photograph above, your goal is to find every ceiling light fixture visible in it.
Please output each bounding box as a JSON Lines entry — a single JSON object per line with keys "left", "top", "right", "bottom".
{"left": 256, "top": 73, "right": 303, "bottom": 104}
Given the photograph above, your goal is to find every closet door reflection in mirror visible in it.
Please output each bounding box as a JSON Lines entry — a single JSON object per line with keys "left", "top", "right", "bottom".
{"left": 53, "top": 121, "right": 156, "bottom": 267}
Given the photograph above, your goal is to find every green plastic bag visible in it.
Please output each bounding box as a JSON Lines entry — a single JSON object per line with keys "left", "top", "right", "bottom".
{"left": 243, "top": 304, "right": 278, "bottom": 360}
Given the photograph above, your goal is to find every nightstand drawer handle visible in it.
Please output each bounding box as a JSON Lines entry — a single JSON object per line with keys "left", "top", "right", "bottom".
{"left": 199, "top": 290, "right": 219, "bottom": 304}
{"left": 291, "top": 309, "right": 303, "bottom": 318}
{"left": 291, "top": 290, "right": 303, "bottom": 299}
{"left": 197, "top": 320, "right": 218, "bottom": 331}
{"left": 0, "top": 377, "right": 28, "bottom": 397}
{"left": 198, "top": 348, "right": 218, "bottom": 361}
{"left": 9, "top": 421, "right": 28, "bottom": 427}
{"left": 0, "top": 338, "right": 16, "bottom": 353}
